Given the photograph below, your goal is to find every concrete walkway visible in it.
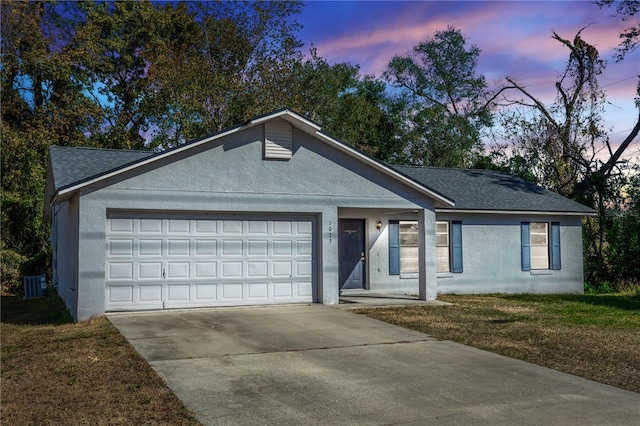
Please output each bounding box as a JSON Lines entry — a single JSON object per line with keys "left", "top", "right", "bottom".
{"left": 108, "top": 304, "right": 639, "bottom": 425}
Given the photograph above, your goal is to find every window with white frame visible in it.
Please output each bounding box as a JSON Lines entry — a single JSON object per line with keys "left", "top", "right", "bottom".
{"left": 522, "top": 221, "right": 561, "bottom": 271}
{"left": 399, "top": 221, "right": 419, "bottom": 273}
{"left": 389, "top": 219, "right": 463, "bottom": 275}
{"left": 436, "top": 221, "right": 450, "bottom": 273}
{"left": 530, "top": 222, "right": 549, "bottom": 269}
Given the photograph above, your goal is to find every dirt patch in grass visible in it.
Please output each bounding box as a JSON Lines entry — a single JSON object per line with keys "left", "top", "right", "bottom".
{"left": 354, "top": 294, "right": 640, "bottom": 393}
{"left": 1, "top": 295, "right": 200, "bottom": 425}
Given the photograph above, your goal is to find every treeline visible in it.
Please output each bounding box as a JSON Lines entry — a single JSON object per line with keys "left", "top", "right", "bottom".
{"left": 2, "top": 1, "right": 638, "bottom": 293}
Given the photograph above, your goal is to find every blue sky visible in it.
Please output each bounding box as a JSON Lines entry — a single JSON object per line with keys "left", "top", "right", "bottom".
{"left": 294, "top": 1, "right": 639, "bottom": 152}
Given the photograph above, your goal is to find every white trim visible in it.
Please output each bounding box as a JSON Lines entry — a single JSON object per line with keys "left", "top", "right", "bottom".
{"left": 530, "top": 270, "right": 553, "bottom": 276}
{"left": 250, "top": 110, "right": 321, "bottom": 133}
{"left": 314, "top": 132, "right": 455, "bottom": 206}
{"left": 435, "top": 208, "right": 595, "bottom": 216}
{"left": 400, "top": 273, "right": 419, "bottom": 279}
{"left": 436, "top": 273, "right": 453, "bottom": 278}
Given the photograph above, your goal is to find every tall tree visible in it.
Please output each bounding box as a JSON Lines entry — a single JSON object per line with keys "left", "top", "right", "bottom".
{"left": 0, "top": 1, "right": 106, "bottom": 292}
{"left": 287, "top": 50, "right": 404, "bottom": 163}
{"left": 500, "top": 30, "right": 640, "bottom": 288}
{"left": 71, "top": 1, "right": 194, "bottom": 149}
{"left": 0, "top": 0, "right": 307, "bottom": 291}
{"left": 502, "top": 30, "right": 639, "bottom": 202}
{"left": 384, "top": 27, "right": 503, "bottom": 167}
{"left": 148, "top": 0, "right": 304, "bottom": 149}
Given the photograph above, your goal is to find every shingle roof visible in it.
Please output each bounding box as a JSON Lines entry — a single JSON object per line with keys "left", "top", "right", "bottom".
{"left": 49, "top": 145, "right": 155, "bottom": 191}
{"left": 47, "top": 141, "right": 595, "bottom": 215}
{"left": 392, "top": 165, "right": 595, "bottom": 214}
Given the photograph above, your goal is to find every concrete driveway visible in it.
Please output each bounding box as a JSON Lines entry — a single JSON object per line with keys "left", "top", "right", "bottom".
{"left": 108, "top": 304, "right": 639, "bottom": 425}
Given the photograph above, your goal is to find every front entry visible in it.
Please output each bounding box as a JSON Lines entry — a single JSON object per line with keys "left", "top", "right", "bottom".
{"left": 339, "top": 219, "right": 366, "bottom": 290}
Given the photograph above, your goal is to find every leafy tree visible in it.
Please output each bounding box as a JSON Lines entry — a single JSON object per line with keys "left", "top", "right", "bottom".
{"left": 0, "top": 1, "right": 102, "bottom": 292}
{"left": 327, "top": 76, "right": 406, "bottom": 164}
{"left": 1, "top": 0, "right": 307, "bottom": 291}
{"left": 607, "top": 169, "right": 640, "bottom": 285}
{"left": 582, "top": 164, "right": 640, "bottom": 288}
{"left": 287, "top": 50, "right": 404, "bottom": 163}
{"left": 148, "top": 0, "right": 304, "bottom": 149}
{"left": 384, "top": 27, "right": 504, "bottom": 167}
{"left": 71, "top": 1, "right": 196, "bottom": 149}
{"left": 597, "top": 0, "right": 639, "bottom": 61}
{"left": 1, "top": 1, "right": 103, "bottom": 144}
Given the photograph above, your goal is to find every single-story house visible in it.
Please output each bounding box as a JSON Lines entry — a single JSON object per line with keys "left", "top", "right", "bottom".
{"left": 44, "top": 109, "right": 595, "bottom": 321}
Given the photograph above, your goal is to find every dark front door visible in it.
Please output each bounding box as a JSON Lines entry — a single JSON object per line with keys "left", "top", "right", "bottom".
{"left": 339, "top": 219, "right": 365, "bottom": 290}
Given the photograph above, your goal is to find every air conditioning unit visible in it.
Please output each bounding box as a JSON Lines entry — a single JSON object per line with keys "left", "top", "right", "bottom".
{"left": 24, "top": 274, "right": 47, "bottom": 299}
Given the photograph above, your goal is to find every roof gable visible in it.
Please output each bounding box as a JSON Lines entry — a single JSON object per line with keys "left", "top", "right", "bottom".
{"left": 45, "top": 109, "right": 454, "bottom": 210}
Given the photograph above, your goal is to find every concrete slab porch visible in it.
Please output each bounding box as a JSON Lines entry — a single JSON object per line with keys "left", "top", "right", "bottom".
{"left": 338, "top": 292, "right": 453, "bottom": 308}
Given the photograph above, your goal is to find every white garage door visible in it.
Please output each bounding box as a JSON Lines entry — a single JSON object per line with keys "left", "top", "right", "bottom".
{"left": 105, "top": 213, "right": 315, "bottom": 311}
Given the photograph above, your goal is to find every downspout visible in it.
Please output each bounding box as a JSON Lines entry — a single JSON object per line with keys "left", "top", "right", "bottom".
{"left": 51, "top": 204, "right": 62, "bottom": 291}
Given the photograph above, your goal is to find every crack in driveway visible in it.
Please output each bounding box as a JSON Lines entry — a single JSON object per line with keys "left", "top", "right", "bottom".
{"left": 146, "top": 337, "right": 437, "bottom": 362}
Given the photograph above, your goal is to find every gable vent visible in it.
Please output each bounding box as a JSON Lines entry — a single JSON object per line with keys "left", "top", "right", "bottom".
{"left": 264, "top": 119, "right": 293, "bottom": 160}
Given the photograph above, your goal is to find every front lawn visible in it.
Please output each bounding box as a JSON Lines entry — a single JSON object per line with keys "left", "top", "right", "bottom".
{"left": 355, "top": 294, "right": 640, "bottom": 393}
{"left": 1, "top": 295, "right": 200, "bottom": 425}
{"left": 3, "top": 293, "right": 637, "bottom": 424}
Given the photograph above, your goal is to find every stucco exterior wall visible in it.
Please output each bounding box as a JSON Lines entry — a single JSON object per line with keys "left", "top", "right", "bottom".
{"left": 434, "top": 213, "right": 584, "bottom": 294}
{"left": 70, "top": 122, "right": 435, "bottom": 320}
{"left": 52, "top": 196, "right": 79, "bottom": 319}
{"left": 338, "top": 210, "right": 583, "bottom": 297}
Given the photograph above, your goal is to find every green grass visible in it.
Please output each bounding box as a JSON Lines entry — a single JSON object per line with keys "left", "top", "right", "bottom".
{"left": 501, "top": 294, "right": 640, "bottom": 327}
{"left": 356, "top": 293, "right": 640, "bottom": 393}
{"left": 1, "top": 294, "right": 74, "bottom": 325}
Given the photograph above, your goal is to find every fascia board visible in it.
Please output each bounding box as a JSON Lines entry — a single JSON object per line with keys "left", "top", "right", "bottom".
{"left": 435, "top": 208, "right": 597, "bottom": 216}
{"left": 249, "top": 110, "right": 322, "bottom": 134}
{"left": 314, "top": 131, "right": 455, "bottom": 207}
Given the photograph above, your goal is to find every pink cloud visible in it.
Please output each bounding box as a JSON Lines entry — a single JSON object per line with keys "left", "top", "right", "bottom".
{"left": 297, "top": 0, "right": 639, "bottom": 144}
{"left": 307, "top": 1, "right": 635, "bottom": 77}
{"left": 311, "top": 19, "right": 452, "bottom": 67}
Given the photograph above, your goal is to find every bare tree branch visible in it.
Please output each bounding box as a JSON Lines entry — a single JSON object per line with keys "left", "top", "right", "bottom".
{"left": 506, "top": 77, "right": 558, "bottom": 128}
{"left": 599, "top": 113, "right": 640, "bottom": 177}
{"left": 481, "top": 85, "right": 518, "bottom": 110}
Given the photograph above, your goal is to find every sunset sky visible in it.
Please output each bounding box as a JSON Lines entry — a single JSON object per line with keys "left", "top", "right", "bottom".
{"left": 294, "top": 1, "right": 639, "bottom": 151}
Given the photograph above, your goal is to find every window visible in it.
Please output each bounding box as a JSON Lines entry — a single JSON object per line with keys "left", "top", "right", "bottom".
{"left": 530, "top": 222, "right": 549, "bottom": 269}
{"left": 521, "top": 222, "right": 561, "bottom": 271}
{"left": 436, "top": 221, "right": 449, "bottom": 273}
{"left": 399, "top": 221, "right": 419, "bottom": 273}
{"left": 389, "top": 220, "right": 463, "bottom": 275}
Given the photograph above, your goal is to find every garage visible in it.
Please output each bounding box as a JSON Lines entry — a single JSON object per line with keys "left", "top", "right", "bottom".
{"left": 46, "top": 109, "right": 449, "bottom": 321}
{"left": 105, "top": 212, "right": 315, "bottom": 311}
